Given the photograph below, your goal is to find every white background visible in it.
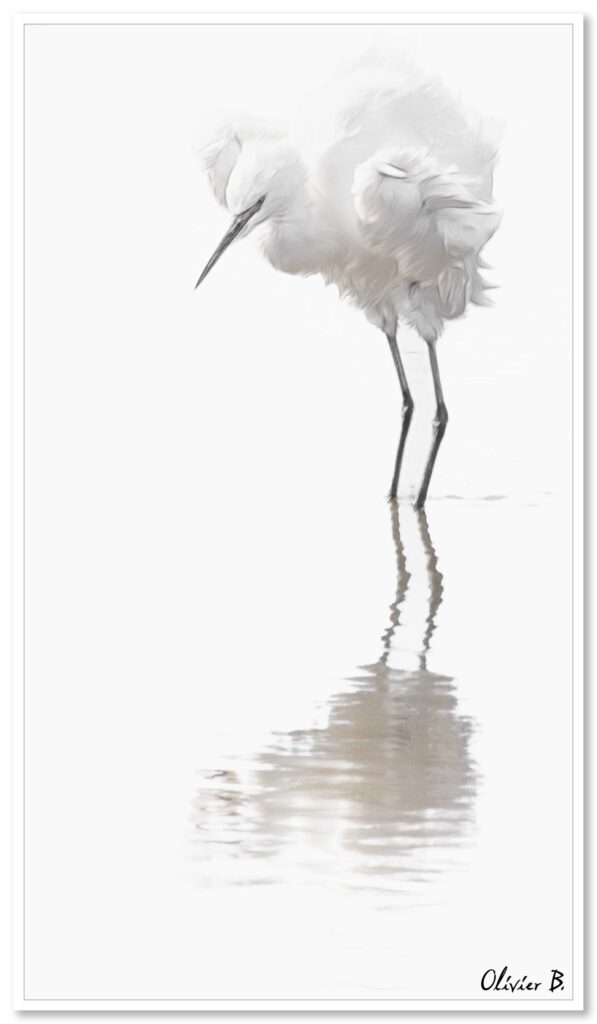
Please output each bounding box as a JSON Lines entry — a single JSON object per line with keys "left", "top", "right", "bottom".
{"left": 5, "top": 8, "right": 585, "bottom": 1015}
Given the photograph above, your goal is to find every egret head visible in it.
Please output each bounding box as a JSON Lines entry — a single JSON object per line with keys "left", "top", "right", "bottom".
{"left": 196, "top": 120, "right": 306, "bottom": 288}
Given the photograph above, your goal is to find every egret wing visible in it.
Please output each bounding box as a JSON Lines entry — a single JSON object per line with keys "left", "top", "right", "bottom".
{"left": 292, "top": 50, "right": 500, "bottom": 234}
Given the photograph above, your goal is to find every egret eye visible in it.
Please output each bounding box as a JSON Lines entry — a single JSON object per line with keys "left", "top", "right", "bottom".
{"left": 241, "top": 194, "right": 266, "bottom": 215}
{"left": 197, "top": 59, "right": 500, "bottom": 510}
{"left": 378, "top": 163, "right": 408, "bottom": 179}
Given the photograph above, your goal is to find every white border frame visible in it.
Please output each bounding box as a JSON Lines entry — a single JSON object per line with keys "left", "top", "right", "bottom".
{"left": 12, "top": 11, "right": 584, "bottom": 1012}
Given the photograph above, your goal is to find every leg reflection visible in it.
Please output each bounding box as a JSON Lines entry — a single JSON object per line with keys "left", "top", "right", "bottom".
{"left": 416, "top": 507, "right": 444, "bottom": 672}
{"left": 192, "top": 505, "right": 477, "bottom": 900}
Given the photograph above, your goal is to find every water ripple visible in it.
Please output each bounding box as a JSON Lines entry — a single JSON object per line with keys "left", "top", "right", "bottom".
{"left": 190, "top": 505, "right": 477, "bottom": 905}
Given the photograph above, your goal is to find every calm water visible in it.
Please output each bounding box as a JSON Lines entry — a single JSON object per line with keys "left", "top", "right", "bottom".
{"left": 191, "top": 503, "right": 477, "bottom": 905}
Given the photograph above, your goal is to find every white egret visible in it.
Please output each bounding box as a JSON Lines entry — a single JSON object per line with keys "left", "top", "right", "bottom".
{"left": 196, "top": 52, "right": 501, "bottom": 506}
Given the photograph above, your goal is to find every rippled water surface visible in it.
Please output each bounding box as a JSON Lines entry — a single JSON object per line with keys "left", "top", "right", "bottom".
{"left": 25, "top": 491, "right": 573, "bottom": 1001}
{"left": 191, "top": 505, "right": 477, "bottom": 904}
{"left": 172, "top": 493, "right": 571, "bottom": 1000}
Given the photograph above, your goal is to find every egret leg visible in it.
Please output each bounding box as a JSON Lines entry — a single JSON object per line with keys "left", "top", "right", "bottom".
{"left": 386, "top": 331, "right": 414, "bottom": 500}
{"left": 415, "top": 340, "right": 448, "bottom": 509}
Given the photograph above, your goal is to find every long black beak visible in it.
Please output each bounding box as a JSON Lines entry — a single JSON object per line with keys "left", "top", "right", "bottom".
{"left": 195, "top": 196, "right": 265, "bottom": 289}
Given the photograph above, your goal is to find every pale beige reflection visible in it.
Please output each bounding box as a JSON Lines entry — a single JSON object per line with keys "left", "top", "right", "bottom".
{"left": 191, "top": 504, "right": 477, "bottom": 900}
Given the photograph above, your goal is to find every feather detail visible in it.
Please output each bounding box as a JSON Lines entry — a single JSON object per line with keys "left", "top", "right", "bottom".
{"left": 198, "top": 52, "right": 502, "bottom": 342}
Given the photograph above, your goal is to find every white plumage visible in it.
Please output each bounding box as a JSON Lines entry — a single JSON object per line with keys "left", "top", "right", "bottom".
{"left": 196, "top": 51, "right": 501, "bottom": 505}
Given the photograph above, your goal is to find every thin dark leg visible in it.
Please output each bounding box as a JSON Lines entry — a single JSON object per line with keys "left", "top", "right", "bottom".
{"left": 414, "top": 340, "right": 448, "bottom": 509}
{"left": 386, "top": 331, "right": 414, "bottom": 500}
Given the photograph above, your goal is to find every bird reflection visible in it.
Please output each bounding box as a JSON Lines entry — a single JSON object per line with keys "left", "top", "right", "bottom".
{"left": 192, "top": 505, "right": 476, "bottom": 900}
